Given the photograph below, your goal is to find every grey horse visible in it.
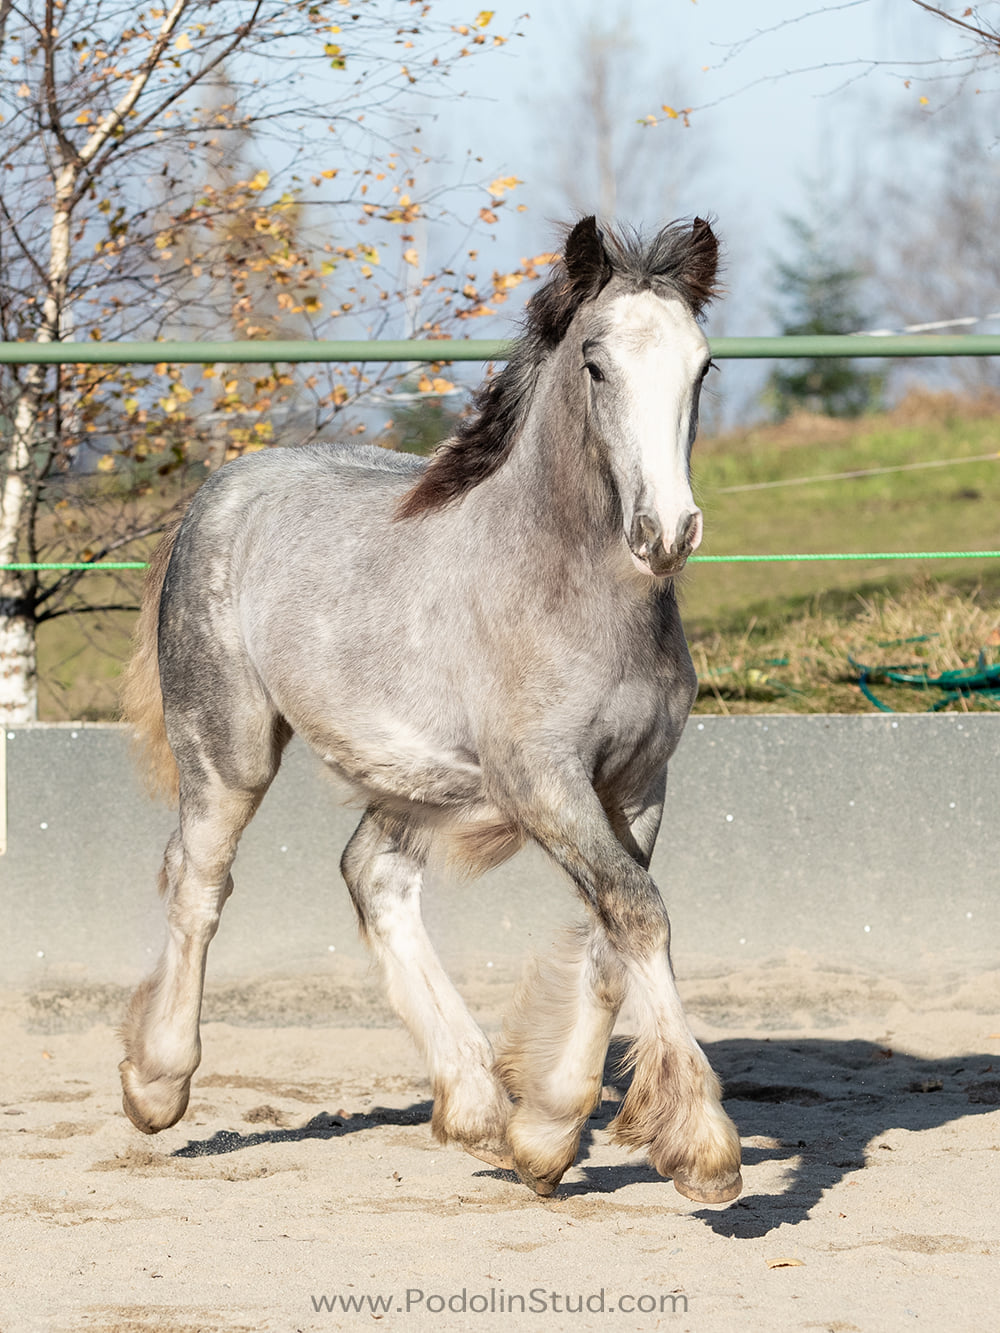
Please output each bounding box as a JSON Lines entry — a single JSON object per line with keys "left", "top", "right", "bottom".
{"left": 120, "top": 215, "right": 743, "bottom": 1205}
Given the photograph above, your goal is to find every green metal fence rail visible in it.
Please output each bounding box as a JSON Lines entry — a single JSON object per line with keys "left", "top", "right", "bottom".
{"left": 4, "top": 334, "right": 999, "bottom": 573}
{"left": 2, "top": 334, "right": 1000, "bottom": 364}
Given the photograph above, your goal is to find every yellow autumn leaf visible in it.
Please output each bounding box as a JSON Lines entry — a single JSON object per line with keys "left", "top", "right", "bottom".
{"left": 919, "top": 96, "right": 929, "bottom": 105}
{"left": 475, "top": 10, "right": 494, "bottom": 26}
{"left": 97, "top": 453, "right": 116, "bottom": 472}
{"left": 75, "top": 109, "right": 93, "bottom": 125}
{"left": 662, "top": 105, "right": 680, "bottom": 119}
{"left": 320, "top": 168, "right": 338, "bottom": 179}
{"left": 175, "top": 32, "right": 192, "bottom": 52}
{"left": 417, "top": 374, "right": 433, "bottom": 392}
{"left": 430, "top": 377, "right": 455, "bottom": 394}
{"left": 488, "top": 175, "right": 521, "bottom": 197}
{"left": 402, "top": 247, "right": 419, "bottom": 267}
{"left": 248, "top": 169, "right": 269, "bottom": 192}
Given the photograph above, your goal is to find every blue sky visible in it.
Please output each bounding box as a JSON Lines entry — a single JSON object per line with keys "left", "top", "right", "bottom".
{"left": 404, "top": 0, "right": 992, "bottom": 417}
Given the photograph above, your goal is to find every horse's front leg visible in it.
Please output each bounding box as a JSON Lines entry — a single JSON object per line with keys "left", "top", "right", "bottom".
{"left": 496, "top": 761, "right": 742, "bottom": 1204}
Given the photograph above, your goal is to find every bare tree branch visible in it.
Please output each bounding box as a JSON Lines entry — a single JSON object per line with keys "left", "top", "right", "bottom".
{"left": 43, "top": 0, "right": 81, "bottom": 168}
{"left": 910, "top": 0, "right": 1000, "bottom": 49}
{"left": 76, "top": 0, "right": 192, "bottom": 170}
{"left": 0, "top": 0, "right": 15, "bottom": 55}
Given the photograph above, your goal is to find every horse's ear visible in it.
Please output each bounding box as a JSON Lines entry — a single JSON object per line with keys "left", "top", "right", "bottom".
{"left": 564, "top": 215, "right": 613, "bottom": 295}
{"left": 685, "top": 216, "right": 720, "bottom": 314}
{"left": 527, "top": 216, "right": 614, "bottom": 348}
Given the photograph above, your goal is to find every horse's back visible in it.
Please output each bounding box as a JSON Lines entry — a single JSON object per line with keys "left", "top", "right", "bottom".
{"left": 180, "top": 442, "right": 423, "bottom": 526}
{"left": 165, "top": 441, "right": 424, "bottom": 589}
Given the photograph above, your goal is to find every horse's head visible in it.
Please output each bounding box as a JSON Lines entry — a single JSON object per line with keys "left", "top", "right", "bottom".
{"left": 563, "top": 215, "right": 719, "bottom": 579}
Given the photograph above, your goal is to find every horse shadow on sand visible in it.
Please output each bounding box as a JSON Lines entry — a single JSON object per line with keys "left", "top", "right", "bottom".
{"left": 172, "top": 1035, "right": 1000, "bottom": 1237}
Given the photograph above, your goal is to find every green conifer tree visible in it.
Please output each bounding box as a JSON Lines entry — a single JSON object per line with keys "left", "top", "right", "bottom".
{"left": 766, "top": 213, "right": 884, "bottom": 419}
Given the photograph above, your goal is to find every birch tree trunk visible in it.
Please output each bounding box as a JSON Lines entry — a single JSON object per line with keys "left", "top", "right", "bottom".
{"left": 0, "top": 2, "right": 190, "bottom": 723}
{"left": 0, "top": 401, "right": 39, "bottom": 721}
{"left": 0, "top": 164, "right": 74, "bottom": 722}
{"left": 0, "top": 594, "right": 37, "bottom": 722}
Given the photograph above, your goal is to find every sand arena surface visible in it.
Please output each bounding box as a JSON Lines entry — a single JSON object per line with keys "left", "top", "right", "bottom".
{"left": 1, "top": 964, "right": 998, "bottom": 1332}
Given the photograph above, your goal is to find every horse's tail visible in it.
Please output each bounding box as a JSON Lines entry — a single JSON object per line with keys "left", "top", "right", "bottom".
{"left": 120, "top": 518, "right": 183, "bottom": 804}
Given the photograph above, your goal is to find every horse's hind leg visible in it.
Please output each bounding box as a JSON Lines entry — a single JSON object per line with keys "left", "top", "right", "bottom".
{"left": 341, "top": 809, "right": 512, "bottom": 1166}
{"left": 495, "top": 923, "right": 626, "bottom": 1195}
{"left": 120, "top": 743, "right": 283, "bottom": 1134}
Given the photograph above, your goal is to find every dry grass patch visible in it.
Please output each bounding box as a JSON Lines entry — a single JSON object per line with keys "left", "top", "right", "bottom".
{"left": 690, "top": 578, "right": 1000, "bottom": 714}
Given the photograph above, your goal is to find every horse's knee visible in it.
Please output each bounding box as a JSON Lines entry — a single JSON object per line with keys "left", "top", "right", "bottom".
{"left": 598, "top": 889, "right": 670, "bottom": 957}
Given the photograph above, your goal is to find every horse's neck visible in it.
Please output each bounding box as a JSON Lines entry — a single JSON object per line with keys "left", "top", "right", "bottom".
{"left": 459, "top": 371, "right": 667, "bottom": 620}
{"left": 495, "top": 365, "right": 614, "bottom": 545}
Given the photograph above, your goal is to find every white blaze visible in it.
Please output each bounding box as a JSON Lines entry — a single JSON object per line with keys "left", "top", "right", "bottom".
{"left": 602, "top": 290, "right": 707, "bottom": 554}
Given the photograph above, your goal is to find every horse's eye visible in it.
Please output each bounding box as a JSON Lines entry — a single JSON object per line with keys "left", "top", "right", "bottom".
{"left": 584, "top": 362, "right": 605, "bottom": 383}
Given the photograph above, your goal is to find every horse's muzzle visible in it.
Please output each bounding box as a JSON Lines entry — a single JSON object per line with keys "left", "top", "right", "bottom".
{"left": 628, "top": 510, "right": 702, "bottom": 577}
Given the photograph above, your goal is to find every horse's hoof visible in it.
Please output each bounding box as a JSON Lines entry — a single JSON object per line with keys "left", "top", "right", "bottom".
{"left": 119, "top": 1060, "right": 189, "bottom": 1134}
{"left": 463, "top": 1140, "right": 515, "bottom": 1171}
{"left": 513, "top": 1160, "right": 562, "bottom": 1197}
{"left": 672, "top": 1170, "right": 743, "bottom": 1205}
